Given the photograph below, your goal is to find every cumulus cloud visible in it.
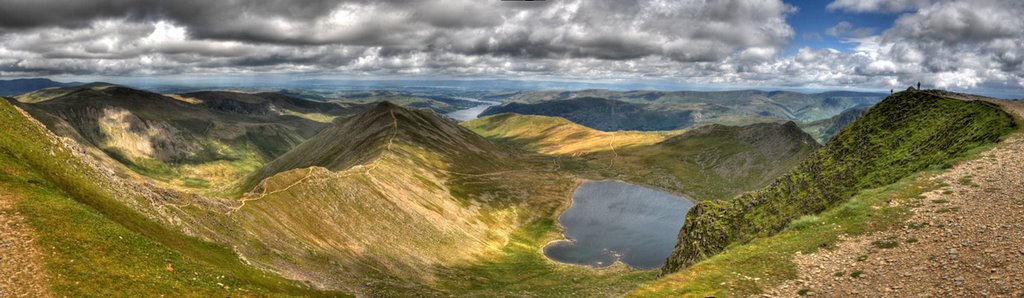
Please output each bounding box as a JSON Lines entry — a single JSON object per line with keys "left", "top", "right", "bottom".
{"left": 826, "top": 0, "right": 933, "bottom": 13}
{"left": 0, "top": 0, "right": 801, "bottom": 77}
{"left": 0, "top": 0, "right": 1022, "bottom": 96}
{"left": 825, "top": 21, "right": 875, "bottom": 38}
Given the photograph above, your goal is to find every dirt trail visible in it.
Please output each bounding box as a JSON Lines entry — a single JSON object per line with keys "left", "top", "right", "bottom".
{"left": 0, "top": 192, "right": 53, "bottom": 297}
{"left": 765, "top": 99, "right": 1024, "bottom": 297}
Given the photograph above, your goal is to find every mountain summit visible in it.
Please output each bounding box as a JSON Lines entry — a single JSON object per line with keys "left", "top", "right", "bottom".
{"left": 242, "top": 101, "right": 509, "bottom": 191}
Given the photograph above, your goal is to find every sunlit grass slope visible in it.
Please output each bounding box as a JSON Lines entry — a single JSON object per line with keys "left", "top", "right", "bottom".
{"left": 466, "top": 113, "right": 819, "bottom": 201}
{"left": 0, "top": 100, "right": 338, "bottom": 296}
{"left": 464, "top": 113, "right": 683, "bottom": 155}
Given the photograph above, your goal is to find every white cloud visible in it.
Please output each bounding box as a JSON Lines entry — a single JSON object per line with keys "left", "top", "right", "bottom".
{"left": 0, "top": 0, "right": 1022, "bottom": 96}
{"left": 826, "top": 0, "right": 933, "bottom": 13}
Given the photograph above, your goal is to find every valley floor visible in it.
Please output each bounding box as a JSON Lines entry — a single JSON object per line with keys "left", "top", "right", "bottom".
{"left": 765, "top": 100, "right": 1024, "bottom": 297}
{"left": 0, "top": 191, "right": 52, "bottom": 297}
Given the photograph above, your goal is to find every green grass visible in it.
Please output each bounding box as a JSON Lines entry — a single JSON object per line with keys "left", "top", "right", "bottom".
{"left": 664, "top": 92, "right": 1017, "bottom": 273}
{"left": 285, "top": 110, "right": 337, "bottom": 123}
{"left": 0, "top": 101, "right": 340, "bottom": 296}
{"left": 434, "top": 219, "right": 657, "bottom": 297}
{"left": 181, "top": 177, "right": 210, "bottom": 188}
{"left": 466, "top": 114, "right": 817, "bottom": 201}
{"left": 632, "top": 172, "right": 936, "bottom": 297}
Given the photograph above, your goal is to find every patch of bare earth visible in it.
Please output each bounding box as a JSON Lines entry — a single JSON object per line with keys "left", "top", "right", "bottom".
{"left": 764, "top": 100, "right": 1024, "bottom": 297}
{"left": 0, "top": 192, "right": 52, "bottom": 297}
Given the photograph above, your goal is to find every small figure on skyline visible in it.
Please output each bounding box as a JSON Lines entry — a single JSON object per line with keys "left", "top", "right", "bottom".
{"left": 918, "top": 82, "right": 921, "bottom": 90}
{"left": 891, "top": 89, "right": 893, "bottom": 95}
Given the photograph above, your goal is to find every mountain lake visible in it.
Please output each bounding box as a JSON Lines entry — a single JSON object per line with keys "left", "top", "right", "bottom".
{"left": 445, "top": 98, "right": 500, "bottom": 121}
{"left": 543, "top": 180, "right": 694, "bottom": 269}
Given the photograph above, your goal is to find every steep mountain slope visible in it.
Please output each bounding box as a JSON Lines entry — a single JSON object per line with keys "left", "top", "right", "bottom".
{"left": 15, "top": 84, "right": 364, "bottom": 189}
{"left": 465, "top": 113, "right": 820, "bottom": 201}
{"left": 800, "top": 105, "right": 871, "bottom": 144}
{"left": 491, "top": 90, "right": 884, "bottom": 130}
{"left": 752, "top": 98, "right": 1024, "bottom": 297}
{"left": 241, "top": 101, "right": 509, "bottom": 190}
{"left": 0, "top": 78, "right": 75, "bottom": 96}
{"left": 660, "top": 91, "right": 1017, "bottom": 277}
{"left": 225, "top": 102, "right": 582, "bottom": 294}
{"left": 0, "top": 100, "right": 334, "bottom": 296}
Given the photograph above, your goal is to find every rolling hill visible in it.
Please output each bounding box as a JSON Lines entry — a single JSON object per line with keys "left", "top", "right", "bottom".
{"left": 660, "top": 90, "right": 1017, "bottom": 280}
{"left": 220, "top": 102, "right": 611, "bottom": 294}
{"left": 0, "top": 99, "right": 337, "bottom": 296}
{"left": 465, "top": 113, "right": 820, "bottom": 201}
{"left": 14, "top": 84, "right": 368, "bottom": 189}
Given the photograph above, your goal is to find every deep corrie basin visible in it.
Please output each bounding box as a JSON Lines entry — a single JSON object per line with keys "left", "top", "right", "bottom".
{"left": 544, "top": 180, "right": 694, "bottom": 269}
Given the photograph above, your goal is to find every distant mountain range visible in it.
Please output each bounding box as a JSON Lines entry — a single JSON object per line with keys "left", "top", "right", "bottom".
{"left": 0, "top": 78, "right": 78, "bottom": 96}
{"left": 482, "top": 89, "right": 886, "bottom": 133}
{"left": 12, "top": 83, "right": 372, "bottom": 188}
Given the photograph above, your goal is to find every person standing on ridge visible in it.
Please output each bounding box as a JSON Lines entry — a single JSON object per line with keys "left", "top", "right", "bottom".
{"left": 918, "top": 82, "right": 921, "bottom": 90}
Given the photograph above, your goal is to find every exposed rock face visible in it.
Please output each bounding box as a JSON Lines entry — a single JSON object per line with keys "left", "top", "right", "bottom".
{"left": 662, "top": 91, "right": 1017, "bottom": 275}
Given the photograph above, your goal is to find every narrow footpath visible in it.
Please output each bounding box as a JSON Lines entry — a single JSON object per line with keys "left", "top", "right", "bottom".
{"left": 0, "top": 192, "right": 53, "bottom": 297}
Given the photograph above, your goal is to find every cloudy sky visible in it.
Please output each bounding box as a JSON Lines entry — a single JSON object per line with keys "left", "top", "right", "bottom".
{"left": 0, "top": 0, "right": 1022, "bottom": 96}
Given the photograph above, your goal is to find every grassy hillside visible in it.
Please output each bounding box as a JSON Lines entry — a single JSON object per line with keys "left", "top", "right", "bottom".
{"left": 634, "top": 172, "right": 940, "bottom": 297}
{"left": 466, "top": 113, "right": 819, "bottom": 201}
{"left": 16, "top": 84, "right": 365, "bottom": 191}
{"left": 661, "top": 91, "right": 1017, "bottom": 276}
{"left": 0, "top": 100, "right": 336, "bottom": 296}
{"left": 464, "top": 113, "right": 684, "bottom": 155}
{"left": 223, "top": 102, "right": 652, "bottom": 294}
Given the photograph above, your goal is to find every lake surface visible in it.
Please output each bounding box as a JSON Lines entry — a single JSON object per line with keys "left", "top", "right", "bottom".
{"left": 543, "top": 180, "right": 694, "bottom": 269}
{"left": 446, "top": 98, "right": 499, "bottom": 121}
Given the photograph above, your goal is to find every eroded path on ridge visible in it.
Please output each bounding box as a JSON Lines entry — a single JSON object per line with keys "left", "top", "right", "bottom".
{"left": 765, "top": 100, "right": 1024, "bottom": 297}
{"left": 0, "top": 192, "right": 53, "bottom": 297}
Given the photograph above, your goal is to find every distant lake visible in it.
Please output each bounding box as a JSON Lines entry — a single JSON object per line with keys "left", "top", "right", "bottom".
{"left": 446, "top": 97, "right": 499, "bottom": 121}
{"left": 543, "top": 180, "right": 693, "bottom": 269}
